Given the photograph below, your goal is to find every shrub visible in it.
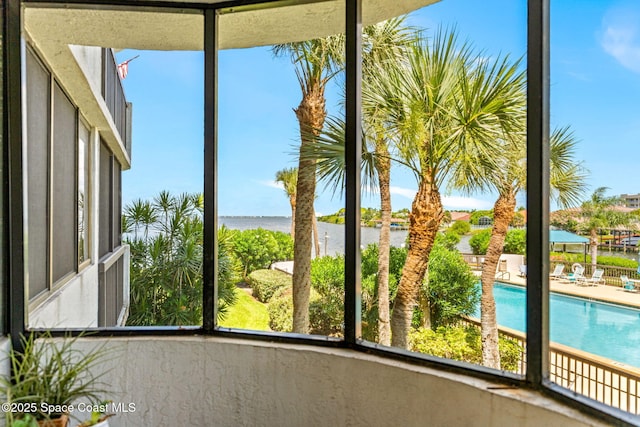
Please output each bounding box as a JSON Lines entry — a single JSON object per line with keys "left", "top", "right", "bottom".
{"left": 247, "top": 269, "right": 292, "bottom": 303}
{"left": 469, "top": 228, "right": 527, "bottom": 255}
{"left": 435, "top": 231, "right": 460, "bottom": 251}
{"left": 233, "top": 228, "right": 293, "bottom": 277}
{"left": 469, "top": 229, "right": 491, "bottom": 254}
{"left": 125, "top": 192, "right": 238, "bottom": 326}
{"left": 360, "top": 244, "right": 408, "bottom": 341}
{"left": 450, "top": 220, "right": 471, "bottom": 235}
{"left": 418, "top": 243, "right": 479, "bottom": 328}
{"left": 469, "top": 210, "right": 493, "bottom": 225}
{"left": 267, "top": 287, "right": 293, "bottom": 332}
{"left": 409, "top": 326, "right": 523, "bottom": 372}
{"left": 504, "top": 229, "right": 526, "bottom": 255}
{"left": 309, "top": 255, "right": 345, "bottom": 335}
{"left": 267, "top": 286, "right": 321, "bottom": 333}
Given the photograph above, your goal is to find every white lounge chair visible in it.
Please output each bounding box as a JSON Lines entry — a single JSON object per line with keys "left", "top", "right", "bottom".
{"left": 550, "top": 264, "right": 565, "bottom": 279}
{"left": 518, "top": 264, "right": 527, "bottom": 278}
{"left": 562, "top": 264, "right": 584, "bottom": 283}
{"left": 621, "top": 275, "right": 637, "bottom": 292}
{"left": 577, "top": 269, "right": 604, "bottom": 286}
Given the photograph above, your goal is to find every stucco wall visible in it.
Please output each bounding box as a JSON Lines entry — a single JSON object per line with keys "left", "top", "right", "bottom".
{"left": 65, "top": 337, "right": 608, "bottom": 427}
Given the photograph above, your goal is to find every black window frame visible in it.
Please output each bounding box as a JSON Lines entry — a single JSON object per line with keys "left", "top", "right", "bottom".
{"left": 3, "top": 0, "right": 638, "bottom": 425}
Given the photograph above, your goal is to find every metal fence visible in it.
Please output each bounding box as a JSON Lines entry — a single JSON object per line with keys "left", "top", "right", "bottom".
{"left": 461, "top": 317, "right": 640, "bottom": 414}
{"left": 102, "top": 48, "right": 131, "bottom": 156}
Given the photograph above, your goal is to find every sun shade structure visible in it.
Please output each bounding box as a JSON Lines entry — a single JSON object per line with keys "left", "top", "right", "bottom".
{"left": 550, "top": 230, "right": 589, "bottom": 262}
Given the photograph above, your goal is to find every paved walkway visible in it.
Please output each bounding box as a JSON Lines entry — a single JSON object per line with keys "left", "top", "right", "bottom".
{"left": 499, "top": 269, "right": 640, "bottom": 309}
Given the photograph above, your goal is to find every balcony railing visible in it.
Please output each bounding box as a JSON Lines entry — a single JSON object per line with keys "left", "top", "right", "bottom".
{"left": 461, "top": 317, "right": 640, "bottom": 414}
{"left": 101, "top": 48, "right": 132, "bottom": 159}
{"left": 98, "top": 244, "right": 130, "bottom": 327}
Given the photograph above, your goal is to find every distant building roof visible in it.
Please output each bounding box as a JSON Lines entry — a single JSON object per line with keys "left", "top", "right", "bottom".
{"left": 450, "top": 212, "right": 471, "bottom": 221}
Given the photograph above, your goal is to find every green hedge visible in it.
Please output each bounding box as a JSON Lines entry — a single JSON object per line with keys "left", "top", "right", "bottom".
{"left": 267, "top": 287, "right": 323, "bottom": 333}
{"left": 409, "top": 326, "right": 522, "bottom": 372}
{"left": 247, "top": 269, "right": 292, "bottom": 303}
{"left": 267, "top": 287, "right": 293, "bottom": 332}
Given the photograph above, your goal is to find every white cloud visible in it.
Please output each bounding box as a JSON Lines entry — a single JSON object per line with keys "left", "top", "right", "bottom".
{"left": 389, "top": 186, "right": 493, "bottom": 210}
{"left": 389, "top": 186, "right": 417, "bottom": 199}
{"left": 600, "top": 5, "right": 640, "bottom": 73}
{"left": 259, "top": 180, "right": 283, "bottom": 190}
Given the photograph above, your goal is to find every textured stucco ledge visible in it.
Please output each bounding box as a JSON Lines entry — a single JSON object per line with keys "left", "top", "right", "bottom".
{"left": 62, "top": 335, "right": 610, "bottom": 427}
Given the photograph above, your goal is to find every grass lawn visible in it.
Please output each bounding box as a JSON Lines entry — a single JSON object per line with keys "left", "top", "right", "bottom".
{"left": 219, "top": 287, "right": 270, "bottom": 331}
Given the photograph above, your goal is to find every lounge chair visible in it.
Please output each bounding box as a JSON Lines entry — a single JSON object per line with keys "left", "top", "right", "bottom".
{"left": 577, "top": 268, "right": 604, "bottom": 286}
{"left": 550, "top": 264, "right": 565, "bottom": 279}
{"left": 621, "top": 275, "right": 637, "bottom": 292}
{"left": 518, "top": 264, "right": 527, "bottom": 278}
{"left": 562, "top": 264, "right": 584, "bottom": 283}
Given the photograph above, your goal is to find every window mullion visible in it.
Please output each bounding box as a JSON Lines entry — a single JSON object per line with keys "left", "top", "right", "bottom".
{"left": 203, "top": 8, "right": 217, "bottom": 333}
{"left": 526, "top": 0, "right": 550, "bottom": 386}
{"left": 344, "top": 0, "right": 362, "bottom": 344}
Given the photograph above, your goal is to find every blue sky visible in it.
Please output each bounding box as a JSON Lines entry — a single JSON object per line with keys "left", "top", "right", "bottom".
{"left": 117, "top": 0, "right": 640, "bottom": 216}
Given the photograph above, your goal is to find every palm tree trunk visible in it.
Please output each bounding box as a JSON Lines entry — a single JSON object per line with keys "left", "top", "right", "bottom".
{"left": 292, "top": 87, "right": 326, "bottom": 334}
{"left": 376, "top": 143, "right": 392, "bottom": 346}
{"left": 312, "top": 209, "right": 321, "bottom": 258}
{"left": 390, "top": 176, "right": 443, "bottom": 348}
{"left": 480, "top": 192, "right": 516, "bottom": 369}
{"left": 289, "top": 195, "right": 296, "bottom": 239}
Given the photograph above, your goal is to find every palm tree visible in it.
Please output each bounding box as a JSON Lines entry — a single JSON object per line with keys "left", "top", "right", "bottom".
{"left": 273, "top": 36, "right": 343, "bottom": 333}
{"left": 300, "top": 18, "right": 415, "bottom": 345}
{"left": 275, "top": 167, "right": 298, "bottom": 238}
{"left": 368, "top": 29, "right": 525, "bottom": 348}
{"left": 468, "top": 127, "right": 587, "bottom": 369}
{"left": 579, "top": 187, "right": 630, "bottom": 269}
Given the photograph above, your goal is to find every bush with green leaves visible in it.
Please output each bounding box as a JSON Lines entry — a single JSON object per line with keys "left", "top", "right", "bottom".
{"left": 267, "top": 287, "right": 293, "bottom": 332}
{"left": 308, "top": 254, "right": 345, "bottom": 335}
{"left": 417, "top": 243, "right": 479, "bottom": 328}
{"left": 125, "top": 192, "right": 238, "bottom": 326}
{"left": 360, "top": 244, "right": 407, "bottom": 341}
{"left": 267, "top": 286, "right": 322, "bottom": 333}
{"left": 409, "top": 326, "right": 522, "bottom": 372}
{"left": 232, "top": 228, "right": 293, "bottom": 277}
{"left": 247, "top": 269, "right": 292, "bottom": 303}
{"left": 469, "top": 228, "right": 527, "bottom": 255}
{"left": 449, "top": 220, "right": 471, "bottom": 235}
{"left": 469, "top": 210, "right": 493, "bottom": 225}
{"left": 504, "top": 229, "right": 526, "bottom": 255}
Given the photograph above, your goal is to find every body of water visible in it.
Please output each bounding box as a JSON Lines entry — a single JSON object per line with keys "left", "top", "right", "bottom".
{"left": 219, "top": 216, "right": 408, "bottom": 255}
{"left": 473, "top": 283, "right": 640, "bottom": 368}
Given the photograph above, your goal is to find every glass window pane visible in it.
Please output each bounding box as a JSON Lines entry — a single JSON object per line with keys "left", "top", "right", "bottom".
{"left": 549, "top": 0, "right": 640, "bottom": 414}
{"left": 217, "top": 1, "right": 346, "bottom": 336}
{"left": 25, "top": 47, "right": 50, "bottom": 299}
{"left": 78, "top": 120, "right": 90, "bottom": 265}
{"left": 51, "top": 82, "right": 77, "bottom": 283}
{"left": 23, "top": 6, "right": 204, "bottom": 328}
{"left": 359, "top": 0, "right": 527, "bottom": 376}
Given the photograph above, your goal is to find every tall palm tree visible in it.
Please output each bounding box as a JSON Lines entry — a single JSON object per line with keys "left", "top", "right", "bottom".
{"left": 275, "top": 167, "right": 298, "bottom": 238}
{"left": 579, "top": 187, "right": 630, "bottom": 269}
{"left": 465, "top": 126, "right": 587, "bottom": 369}
{"left": 273, "top": 36, "right": 343, "bottom": 333}
{"left": 369, "top": 29, "right": 525, "bottom": 348}
{"left": 301, "top": 18, "right": 415, "bottom": 345}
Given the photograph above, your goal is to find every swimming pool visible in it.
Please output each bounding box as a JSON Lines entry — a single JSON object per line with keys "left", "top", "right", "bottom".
{"left": 472, "top": 283, "right": 640, "bottom": 368}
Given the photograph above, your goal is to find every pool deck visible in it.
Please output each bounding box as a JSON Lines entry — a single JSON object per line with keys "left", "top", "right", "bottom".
{"left": 498, "top": 269, "right": 640, "bottom": 309}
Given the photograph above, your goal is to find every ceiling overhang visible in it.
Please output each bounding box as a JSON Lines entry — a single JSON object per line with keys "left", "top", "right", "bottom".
{"left": 25, "top": 0, "right": 439, "bottom": 51}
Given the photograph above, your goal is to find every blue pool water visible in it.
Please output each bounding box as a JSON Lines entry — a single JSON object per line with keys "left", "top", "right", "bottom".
{"left": 473, "top": 283, "right": 640, "bottom": 368}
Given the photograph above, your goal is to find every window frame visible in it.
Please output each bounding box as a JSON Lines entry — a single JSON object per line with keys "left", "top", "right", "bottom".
{"left": 4, "top": 0, "right": 638, "bottom": 424}
{"left": 23, "top": 42, "right": 90, "bottom": 307}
